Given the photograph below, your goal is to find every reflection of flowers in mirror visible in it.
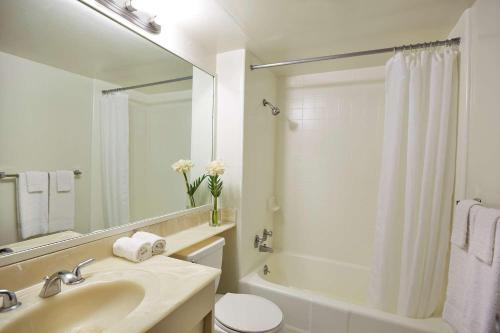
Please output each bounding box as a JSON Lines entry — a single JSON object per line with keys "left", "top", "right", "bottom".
{"left": 171, "top": 159, "right": 206, "bottom": 208}
{"left": 172, "top": 159, "right": 193, "bottom": 173}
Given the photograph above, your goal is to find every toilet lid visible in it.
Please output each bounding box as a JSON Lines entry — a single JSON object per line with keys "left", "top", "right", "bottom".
{"left": 215, "top": 293, "right": 283, "bottom": 333}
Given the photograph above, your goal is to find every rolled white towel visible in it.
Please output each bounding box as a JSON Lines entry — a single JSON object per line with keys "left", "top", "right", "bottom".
{"left": 132, "top": 231, "right": 166, "bottom": 255}
{"left": 113, "top": 237, "right": 152, "bottom": 262}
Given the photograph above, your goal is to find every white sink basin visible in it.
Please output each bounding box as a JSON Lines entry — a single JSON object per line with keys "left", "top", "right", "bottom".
{"left": 0, "top": 280, "right": 144, "bottom": 333}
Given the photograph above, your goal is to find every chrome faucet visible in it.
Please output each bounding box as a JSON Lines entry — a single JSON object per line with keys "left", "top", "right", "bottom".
{"left": 259, "top": 244, "right": 274, "bottom": 253}
{"left": 39, "top": 271, "right": 79, "bottom": 298}
{"left": 39, "top": 258, "right": 95, "bottom": 298}
{"left": 254, "top": 228, "right": 273, "bottom": 248}
{"left": 0, "top": 289, "right": 21, "bottom": 312}
{"left": 262, "top": 229, "right": 273, "bottom": 241}
{"left": 71, "top": 258, "right": 95, "bottom": 284}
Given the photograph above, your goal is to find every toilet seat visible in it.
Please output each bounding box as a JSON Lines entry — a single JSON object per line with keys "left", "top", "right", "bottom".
{"left": 215, "top": 293, "right": 283, "bottom": 333}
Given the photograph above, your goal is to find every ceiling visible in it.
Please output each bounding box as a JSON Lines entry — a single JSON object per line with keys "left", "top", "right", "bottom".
{"left": 156, "top": 0, "right": 473, "bottom": 76}
{"left": 214, "top": 0, "right": 475, "bottom": 75}
{"left": 0, "top": 0, "right": 194, "bottom": 93}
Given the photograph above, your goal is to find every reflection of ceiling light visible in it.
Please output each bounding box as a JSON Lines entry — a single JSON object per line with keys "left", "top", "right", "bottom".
{"left": 95, "top": 0, "right": 161, "bottom": 34}
{"left": 131, "top": 0, "right": 203, "bottom": 27}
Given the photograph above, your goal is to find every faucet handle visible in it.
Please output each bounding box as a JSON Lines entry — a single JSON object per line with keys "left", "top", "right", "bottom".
{"left": 0, "top": 289, "right": 21, "bottom": 312}
{"left": 262, "top": 228, "right": 273, "bottom": 241}
{"left": 70, "top": 258, "right": 95, "bottom": 284}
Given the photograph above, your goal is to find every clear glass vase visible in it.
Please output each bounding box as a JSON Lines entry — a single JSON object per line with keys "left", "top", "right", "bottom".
{"left": 210, "top": 197, "right": 221, "bottom": 227}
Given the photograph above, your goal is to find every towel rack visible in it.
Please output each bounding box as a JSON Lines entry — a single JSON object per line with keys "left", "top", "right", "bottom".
{"left": 456, "top": 198, "right": 482, "bottom": 205}
{"left": 0, "top": 170, "right": 82, "bottom": 180}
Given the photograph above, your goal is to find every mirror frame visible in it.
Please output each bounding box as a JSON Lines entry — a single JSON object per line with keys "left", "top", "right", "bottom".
{"left": 0, "top": 0, "right": 216, "bottom": 267}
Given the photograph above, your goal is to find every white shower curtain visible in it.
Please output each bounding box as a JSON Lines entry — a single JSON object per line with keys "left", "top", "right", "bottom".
{"left": 100, "top": 93, "right": 130, "bottom": 227}
{"left": 369, "top": 49, "right": 458, "bottom": 318}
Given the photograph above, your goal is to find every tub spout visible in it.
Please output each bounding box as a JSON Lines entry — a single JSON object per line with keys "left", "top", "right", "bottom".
{"left": 259, "top": 244, "right": 274, "bottom": 253}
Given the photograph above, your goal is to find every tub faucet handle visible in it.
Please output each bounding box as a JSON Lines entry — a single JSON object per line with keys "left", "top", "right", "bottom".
{"left": 262, "top": 228, "right": 273, "bottom": 241}
{"left": 254, "top": 235, "right": 263, "bottom": 248}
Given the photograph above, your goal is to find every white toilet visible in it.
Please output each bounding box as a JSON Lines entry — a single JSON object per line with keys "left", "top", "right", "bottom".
{"left": 173, "top": 237, "right": 284, "bottom": 333}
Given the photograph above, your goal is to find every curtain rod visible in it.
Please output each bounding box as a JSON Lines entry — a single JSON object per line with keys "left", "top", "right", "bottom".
{"left": 101, "top": 76, "right": 193, "bottom": 94}
{"left": 250, "top": 37, "right": 460, "bottom": 70}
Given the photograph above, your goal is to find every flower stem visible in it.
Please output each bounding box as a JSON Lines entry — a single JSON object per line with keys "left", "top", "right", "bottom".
{"left": 211, "top": 196, "right": 219, "bottom": 226}
{"left": 182, "top": 171, "right": 196, "bottom": 208}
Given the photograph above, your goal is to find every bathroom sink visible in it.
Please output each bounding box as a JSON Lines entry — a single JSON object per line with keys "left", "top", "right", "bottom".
{"left": 0, "top": 280, "right": 145, "bottom": 333}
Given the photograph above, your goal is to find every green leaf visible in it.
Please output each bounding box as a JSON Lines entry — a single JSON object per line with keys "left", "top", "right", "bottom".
{"left": 208, "top": 175, "right": 223, "bottom": 197}
{"left": 187, "top": 174, "right": 207, "bottom": 196}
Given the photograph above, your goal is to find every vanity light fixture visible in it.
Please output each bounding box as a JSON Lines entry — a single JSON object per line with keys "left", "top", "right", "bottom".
{"left": 95, "top": 0, "right": 161, "bottom": 34}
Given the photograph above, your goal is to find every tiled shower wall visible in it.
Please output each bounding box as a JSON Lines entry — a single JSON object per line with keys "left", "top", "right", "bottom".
{"left": 274, "top": 66, "right": 385, "bottom": 268}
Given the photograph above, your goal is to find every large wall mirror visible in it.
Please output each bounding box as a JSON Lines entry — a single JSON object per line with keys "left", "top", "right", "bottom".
{"left": 0, "top": 0, "right": 214, "bottom": 257}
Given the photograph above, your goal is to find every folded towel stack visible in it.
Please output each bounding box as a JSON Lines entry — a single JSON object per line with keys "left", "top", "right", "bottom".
{"left": 132, "top": 231, "right": 166, "bottom": 255}
{"left": 112, "top": 237, "right": 152, "bottom": 262}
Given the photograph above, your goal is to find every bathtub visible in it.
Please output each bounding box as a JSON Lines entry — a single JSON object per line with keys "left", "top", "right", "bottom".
{"left": 239, "top": 252, "right": 453, "bottom": 333}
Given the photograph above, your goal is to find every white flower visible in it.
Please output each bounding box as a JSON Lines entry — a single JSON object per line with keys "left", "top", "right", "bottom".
{"left": 206, "top": 160, "right": 225, "bottom": 176}
{"left": 172, "top": 159, "right": 193, "bottom": 173}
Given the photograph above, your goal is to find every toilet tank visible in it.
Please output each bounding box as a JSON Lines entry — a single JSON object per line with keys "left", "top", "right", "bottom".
{"left": 172, "top": 237, "right": 225, "bottom": 290}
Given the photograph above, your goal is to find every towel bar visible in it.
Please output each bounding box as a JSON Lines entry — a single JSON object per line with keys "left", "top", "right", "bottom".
{"left": 456, "top": 198, "right": 482, "bottom": 205}
{"left": 0, "top": 170, "right": 82, "bottom": 180}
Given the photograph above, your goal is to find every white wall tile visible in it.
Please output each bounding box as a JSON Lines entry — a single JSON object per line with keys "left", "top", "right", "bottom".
{"left": 275, "top": 66, "right": 385, "bottom": 268}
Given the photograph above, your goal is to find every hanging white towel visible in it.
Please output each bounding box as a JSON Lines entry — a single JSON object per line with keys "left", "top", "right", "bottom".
{"left": 113, "top": 237, "right": 152, "bottom": 262}
{"left": 48, "top": 171, "right": 75, "bottom": 233}
{"left": 469, "top": 207, "right": 500, "bottom": 265}
{"left": 451, "top": 199, "right": 482, "bottom": 248}
{"left": 17, "top": 172, "right": 49, "bottom": 239}
{"left": 56, "top": 170, "right": 73, "bottom": 192}
{"left": 25, "top": 171, "right": 47, "bottom": 193}
{"left": 444, "top": 206, "right": 500, "bottom": 333}
{"left": 132, "top": 231, "right": 166, "bottom": 255}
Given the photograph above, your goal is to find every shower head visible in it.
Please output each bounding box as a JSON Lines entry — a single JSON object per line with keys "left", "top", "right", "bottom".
{"left": 263, "top": 99, "right": 280, "bottom": 116}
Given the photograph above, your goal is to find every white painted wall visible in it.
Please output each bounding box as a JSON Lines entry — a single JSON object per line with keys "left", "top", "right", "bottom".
{"left": 240, "top": 51, "right": 278, "bottom": 275}
{"left": 215, "top": 49, "right": 246, "bottom": 291}
{"left": 274, "top": 67, "right": 385, "bottom": 268}
{"left": 448, "top": 0, "right": 500, "bottom": 209}
{"left": 464, "top": 0, "right": 500, "bottom": 208}
{"left": 215, "top": 49, "right": 278, "bottom": 286}
{"left": 215, "top": 50, "right": 246, "bottom": 211}
{"left": 0, "top": 51, "right": 93, "bottom": 244}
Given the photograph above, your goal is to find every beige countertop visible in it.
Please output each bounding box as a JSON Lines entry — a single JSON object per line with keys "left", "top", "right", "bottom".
{"left": 0, "top": 255, "right": 220, "bottom": 333}
{"left": 163, "top": 222, "right": 236, "bottom": 256}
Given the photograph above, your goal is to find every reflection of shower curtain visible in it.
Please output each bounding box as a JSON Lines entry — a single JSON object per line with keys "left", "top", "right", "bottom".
{"left": 100, "top": 93, "right": 130, "bottom": 227}
{"left": 369, "top": 49, "right": 458, "bottom": 318}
